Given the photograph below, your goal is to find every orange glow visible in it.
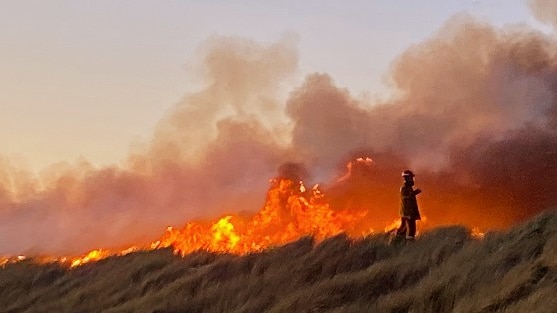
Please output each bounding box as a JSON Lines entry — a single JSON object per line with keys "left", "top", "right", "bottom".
{"left": 384, "top": 219, "right": 401, "bottom": 233}
{"left": 2, "top": 170, "right": 488, "bottom": 268}
{"left": 471, "top": 227, "right": 485, "bottom": 239}
{"left": 70, "top": 249, "right": 110, "bottom": 267}
{"left": 155, "top": 178, "right": 370, "bottom": 256}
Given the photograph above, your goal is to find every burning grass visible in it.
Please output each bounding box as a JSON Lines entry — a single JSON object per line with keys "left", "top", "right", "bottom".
{"left": 6, "top": 176, "right": 377, "bottom": 269}
{"left": 1, "top": 209, "right": 557, "bottom": 313}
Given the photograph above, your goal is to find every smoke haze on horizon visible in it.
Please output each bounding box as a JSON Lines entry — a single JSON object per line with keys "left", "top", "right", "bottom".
{"left": 1, "top": 3, "right": 557, "bottom": 255}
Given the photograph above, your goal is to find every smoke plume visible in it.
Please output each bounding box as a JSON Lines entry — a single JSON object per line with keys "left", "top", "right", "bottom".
{"left": 0, "top": 36, "right": 298, "bottom": 255}
{"left": 529, "top": 0, "right": 557, "bottom": 29}
{"left": 2, "top": 12, "right": 557, "bottom": 255}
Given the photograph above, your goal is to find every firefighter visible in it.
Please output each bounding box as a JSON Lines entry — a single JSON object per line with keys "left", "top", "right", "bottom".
{"left": 395, "top": 170, "right": 422, "bottom": 242}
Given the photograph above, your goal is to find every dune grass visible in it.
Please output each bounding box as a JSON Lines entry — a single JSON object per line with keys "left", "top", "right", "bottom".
{"left": 2, "top": 210, "right": 557, "bottom": 313}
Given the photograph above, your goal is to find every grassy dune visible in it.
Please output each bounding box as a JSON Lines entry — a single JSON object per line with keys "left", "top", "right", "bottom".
{"left": 2, "top": 210, "right": 557, "bottom": 313}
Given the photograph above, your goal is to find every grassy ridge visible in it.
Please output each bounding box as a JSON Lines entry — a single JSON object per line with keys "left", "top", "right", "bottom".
{"left": 2, "top": 211, "right": 557, "bottom": 313}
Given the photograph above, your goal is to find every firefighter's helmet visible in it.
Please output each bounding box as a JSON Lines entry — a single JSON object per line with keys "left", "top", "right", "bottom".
{"left": 402, "top": 170, "right": 415, "bottom": 178}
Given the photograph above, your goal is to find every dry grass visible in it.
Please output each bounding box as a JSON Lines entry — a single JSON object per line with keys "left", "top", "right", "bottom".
{"left": 2, "top": 210, "right": 557, "bottom": 313}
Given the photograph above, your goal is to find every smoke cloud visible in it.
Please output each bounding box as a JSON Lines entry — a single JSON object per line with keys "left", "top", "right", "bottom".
{"left": 529, "top": 0, "right": 557, "bottom": 29}
{"left": 0, "top": 36, "right": 298, "bottom": 255}
{"left": 2, "top": 13, "right": 557, "bottom": 255}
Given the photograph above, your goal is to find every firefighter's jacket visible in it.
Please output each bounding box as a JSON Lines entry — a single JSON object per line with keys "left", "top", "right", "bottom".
{"left": 400, "top": 183, "right": 421, "bottom": 220}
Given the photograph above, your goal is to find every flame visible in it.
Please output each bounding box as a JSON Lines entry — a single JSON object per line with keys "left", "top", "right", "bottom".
{"left": 471, "top": 227, "right": 485, "bottom": 239}
{"left": 156, "top": 178, "right": 369, "bottom": 256}
{"left": 384, "top": 219, "right": 402, "bottom": 233}
{"left": 0, "top": 162, "right": 488, "bottom": 268}
{"left": 70, "top": 249, "right": 110, "bottom": 267}
{"left": 210, "top": 216, "right": 241, "bottom": 251}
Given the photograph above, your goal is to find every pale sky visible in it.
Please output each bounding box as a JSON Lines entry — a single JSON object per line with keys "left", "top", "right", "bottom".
{"left": 0, "top": 0, "right": 546, "bottom": 172}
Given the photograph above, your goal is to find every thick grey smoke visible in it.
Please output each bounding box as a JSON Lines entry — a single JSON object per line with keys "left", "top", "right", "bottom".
{"left": 337, "top": 15, "right": 557, "bottom": 228}
{"left": 2, "top": 13, "right": 557, "bottom": 255}
{"left": 286, "top": 74, "right": 374, "bottom": 180}
{"left": 292, "top": 15, "right": 557, "bottom": 228}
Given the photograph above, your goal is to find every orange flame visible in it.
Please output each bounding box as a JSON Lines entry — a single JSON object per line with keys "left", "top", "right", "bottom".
{"left": 155, "top": 178, "right": 369, "bottom": 256}
{"left": 471, "top": 227, "right": 485, "bottom": 239}
{"left": 384, "top": 219, "right": 402, "bottom": 233}
{"left": 70, "top": 249, "right": 110, "bottom": 267}
{"left": 1, "top": 167, "right": 486, "bottom": 268}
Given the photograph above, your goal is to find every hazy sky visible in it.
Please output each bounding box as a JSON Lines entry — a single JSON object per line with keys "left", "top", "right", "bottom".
{"left": 0, "top": 0, "right": 546, "bottom": 171}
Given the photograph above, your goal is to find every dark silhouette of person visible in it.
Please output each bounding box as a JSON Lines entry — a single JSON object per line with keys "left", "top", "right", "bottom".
{"left": 395, "top": 170, "right": 422, "bottom": 241}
